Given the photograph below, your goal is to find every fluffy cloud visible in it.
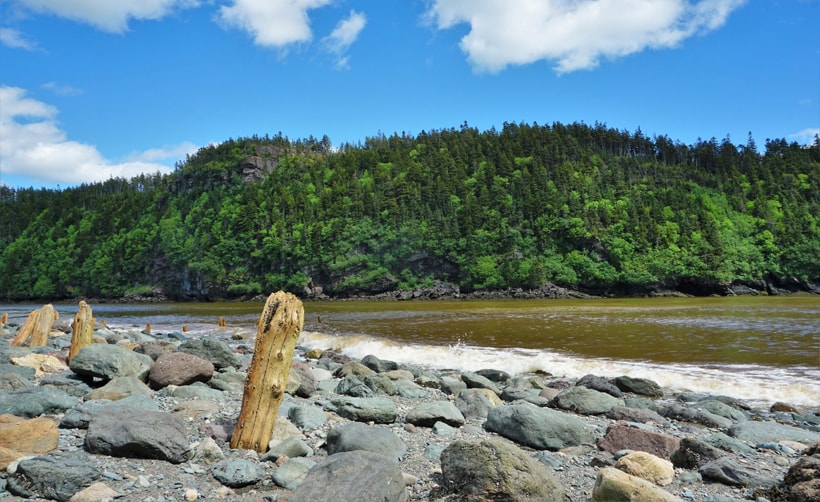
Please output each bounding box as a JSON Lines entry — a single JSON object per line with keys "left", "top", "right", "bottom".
{"left": 426, "top": 0, "right": 747, "bottom": 73}
{"left": 7, "top": 0, "right": 199, "bottom": 33}
{"left": 217, "top": 0, "right": 332, "bottom": 47}
{"left": 0, "top": 86, "right": 195, "bottom": 187}
{"left": 789, "top": 128, "right": 820, "bottom": 146}
{"left": 0, "top": 27, "right": 39, "bottom": 50}
{"left": 322, "top": 10, "right": 367, "bottom": 69}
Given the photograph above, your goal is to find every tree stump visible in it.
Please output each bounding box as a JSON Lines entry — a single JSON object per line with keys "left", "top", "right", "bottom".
{"left": 68, "top": 301, "right": 95, "bottom": 363}
{"left": 230, "top": 291, "right": 304, "bottom": 452}
{"left": 10, "top": 304, "right": 58, "bottom": 347}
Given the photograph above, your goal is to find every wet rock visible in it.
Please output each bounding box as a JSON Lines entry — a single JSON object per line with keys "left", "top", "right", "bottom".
{"left": 598, "top": 423, "right": 681, "bottom": 459}
{"left": 281, "top": 450, "right": 408, "bottom": 502}
{"left": 0, "top": 414, "right": 59, "bottom": 470}
{"left": 614, "top": 451, "right": 675, "bottom": 486}
{"left": 552, "top": 385, "right": 625, "bottom": 415}
{"left": 440, "top": 439, "right": 566, "bottom": 501}
{"left": 698, "top": 456, "right": 777, "bottom": 487}
{"left": 85, "top": 406, "right": 190, "bottom": 463}
{"left": 729, "top": 420, "right": 820, "bottom": 445}
{"left": 325, "top": 422, "right": 406, "bottom": 461}
{"left": 406, "top": 400, "right": 466, "bottom": 427}
{"left": 148, "top": 351, "right": 214, "bottom": 389}
{"left": 0, "top": 385, "right": 77, "bottom": 417}
{"left": 614, "top": 375, "right": 664, "bottom": 398}
{"left": 696, "top": 398, "right": 748, "bottom": 422}
{"left": 69, "top": 344, "right": 153, "bottom": 381}
{"left": 592, "top": 467, "right": 683, "bottom": 502}
{"left": 361, "top": 354, "right": 399, "bottom": 373}
{"left": 211, "top": 459, "right": 265, "bottom": 488}
{"left": 671, "top": 437, "right": 727, "bottom": 469}
{"left": 335, "top": 360, "right": 376, "bottom": 378}
{"left": 7, "top": 452, "right": 101, "bottom": 502}
{"left": 474, "top": 368, "right": 511, "bottom": 383}
{"left": 323, "top": 396, "right": 397, "bottom": 423}
{"left": 178, "top": 336, "right": 240, "bottom": 370}
{"left": 577, "top": 374, "right": 624, "bottom": 398}
{"left": 484, "top": 402, "right": 595, "bottom": 450}
{"left": 460, "top": 371, "right": 501, "bottom": 394}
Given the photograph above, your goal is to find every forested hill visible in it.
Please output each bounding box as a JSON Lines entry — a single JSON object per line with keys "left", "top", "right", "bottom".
{"left": 2, "top": 122, "right": 819, "bottom": 301}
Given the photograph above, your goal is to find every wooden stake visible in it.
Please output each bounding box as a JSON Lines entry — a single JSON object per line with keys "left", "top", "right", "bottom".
{"left": 68, "top": 301, "right": 95, "bottom": 363}
{"left": 0, "top": 312, "right": 7, "bottom": 328}
{"left": 10, "top": 304, "right": 58, "bottom": 347}
{"left": 230, "top": 291, "right": 304, "bottom": 452}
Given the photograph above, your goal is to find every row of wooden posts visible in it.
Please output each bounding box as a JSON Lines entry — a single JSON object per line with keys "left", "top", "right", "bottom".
{"left": 2, "top": 292, "right": 304, "bottom": 453}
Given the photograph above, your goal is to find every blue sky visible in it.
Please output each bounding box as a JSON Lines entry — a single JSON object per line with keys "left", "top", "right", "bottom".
{"left": 1, "top": 0, "right": 818, "bottom": 189}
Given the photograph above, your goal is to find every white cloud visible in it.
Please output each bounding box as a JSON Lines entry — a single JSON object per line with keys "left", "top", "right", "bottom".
{"left": 41, "top": 81, "right": 83, "bottom": 96}
{"left": 789, "top": 128, "right": 820, "bottom": 145}
{"left": 0, "top": 86, "right": 195, "bottom": 187}
{"left": 0, "top": 27, "right": 39, "bottom": 50}
{"left": 322, "top": 10, "right": 366, "bottom": 69}
{"left": 7, "top": 0, "right": 199, "bottom": 33}
{"left": 425, "top": 0, "right": 747, "bottom": 73}
{"left": 217, "top": 0, "right": 332, "bottom": 48}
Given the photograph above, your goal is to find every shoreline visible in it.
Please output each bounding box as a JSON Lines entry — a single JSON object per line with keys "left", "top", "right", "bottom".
{"left": 1, "top": 318, "right": 819, "bottom": 501}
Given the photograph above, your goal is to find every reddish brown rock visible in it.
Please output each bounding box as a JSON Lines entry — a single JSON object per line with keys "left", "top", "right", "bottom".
{"left": 0, "top": 414, "right": 59, "bottom": 469}
{"left": 148, "top": 352, "right": 214, "bottom": 389}
{"left": 598, "top": 423, "right": 681, "bottom": 459}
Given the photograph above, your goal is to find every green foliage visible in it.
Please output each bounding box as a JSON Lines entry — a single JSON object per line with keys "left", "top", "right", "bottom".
{"left": 1, "top": 124, "right": 818, "bottom": 300}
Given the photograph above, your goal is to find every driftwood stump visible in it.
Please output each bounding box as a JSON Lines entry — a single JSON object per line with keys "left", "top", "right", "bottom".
{"left": 230, "top": 291, "right": 304, "bottom": 452}
{"left": 68, "top": 301, "right": 95, "bottom": 363}
{"left": 10, "top": 304, "right": 58, "bottom": 347}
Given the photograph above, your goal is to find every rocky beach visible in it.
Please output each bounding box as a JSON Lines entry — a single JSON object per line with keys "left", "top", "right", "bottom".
{"left": 0, "top": 311, "right": 818, "bottom": 502}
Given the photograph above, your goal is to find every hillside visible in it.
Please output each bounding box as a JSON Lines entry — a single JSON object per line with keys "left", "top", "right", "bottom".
{"left": 1, "top": 122, "right": 818, "bottom": 301}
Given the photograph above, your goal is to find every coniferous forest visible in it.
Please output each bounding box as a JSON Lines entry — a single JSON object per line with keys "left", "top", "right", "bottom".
{"left": 1, "top": 121, "right": 819, "bottom": 301}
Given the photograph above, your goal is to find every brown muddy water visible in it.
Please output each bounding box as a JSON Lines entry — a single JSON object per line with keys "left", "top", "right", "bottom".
{"left": 3, "top": 296, "right": 818, "bottom": 407}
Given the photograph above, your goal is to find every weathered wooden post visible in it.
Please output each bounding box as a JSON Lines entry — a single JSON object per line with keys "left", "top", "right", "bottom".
{"left": 68, "top": 301, "right": 95, "bottom": 363}
{"left": 230, "top": 291, "right": 304, "bottom": 452}
{"left": 10, "top": 304, "right": 58, "bottom": 347}
{"left": 0, "top": 312, "right": 7, "bottom": 328}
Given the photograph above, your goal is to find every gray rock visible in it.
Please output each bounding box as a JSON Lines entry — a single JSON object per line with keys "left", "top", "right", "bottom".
{"left": 362, "top": 373, "right": 398, "bottom": 395}
{"left": 272, "top": 457, "right": 316, "bottom": 490}
{"left": 393, "top": 379, "right": 429, "bottom": 399}
{"left": 159, "top": 381, "right": 223, "bottom": 400}
{"left": 38, "top": 372, "right": 94, "bottom": 397}
{"left": 701, "top": 432, "right": 756, "bottom": 455}
{"left": 614, "top": 375, "right": 664, "bottom": 398}
{"left": 288, "top": 404, "right": 326, "bottom": 431}
{"left": 0, "top": 371, "right": 31, "bottom": 391}
{"left": 424, "top": 443, "right": 446, "bottom": 462}
{"left": 662, "top": 404, "right": 733, "bottom": 429}
{"left": 0, "top": 385, "right": 77, "bottom": 418}
{"left": 501, "top": 387, "right": 552, "bottom": 406}
{"left": 290, "top": 363, "right": 317, "bottom": 397}
{"left": 0, "top": 362, "right": 36, "bottom": 381}
{"left": 671, "top": 437, "right": 727, "bottom": 469}
{"left": 608, "top": 405, "right": 668, "bottom": 424}
{"left": 698, "top": 456, "right": 777, "bottom": 487}
{"left": 61, "top": 395, "right": 159, "bottom": 429}
{"left": 474, "top": 368, "right": 511, "bottom": 383}
{"left": 577, "top": 374, "right": 624, "bottom": 397}
{"left": 461, "top": 371, "right": 501, "bottom": 394}
{"left": 85, "top": 376, "right": 153, "bottom": 401}
{"left": 334, "top": 360, "right": 376, "bottom": 378}
{"left": 728, "top": 420, "right": 820, "bottom": 445}
{"left": 335, "top": 375, "right": 373, "bottom": 397}
{"left": 325, "top": 422, "right": 406, "bottom": 462}
{"left": 414, "top": 371, "right": 443, "bottom": 389}
{"left": 406, "top": 400, "right": 466, "bottom": 427}
{"left": 433, "top": 421, "right": 457, "bottom": 436}
{"left": 361, "top": 354, "right": 399, "bottom": 373}
{"left": 148, "top": 351, "right": 214, "bottom": 389}
{"left": 281, "top": 450, "right": 408, "bottom": 502}
{"left": 440, "top": 439, "right": 565, "bottom": 501}
{"left": 6, "top": 452, "right": 101, "bottom": 502}
{"left": 456, "top": 388, "right": 495, "bottom": 419}
{"left": 264, "top": 436, "right": 313, "bottom": 461}
{"left": 134, "top": 339, "right": 177, "bottom": 360}
{"left": 211, "top": 459, "right": 265, "bottom": 488}
{"left": 440, "top": 375, "right": 468, "bottom": 395}
{"left": 696, "top": 399, "right": 748, "bottom": 422}
{"left": 484, "top": 402, "right": 595, "bottom": 450}
{"left": 85, "top": 406, "right": 190, "bottom": 463}
{"left": 323, "top": 396, "right": 397, "bottom": 424}
{"left": 551, "top": 385, "right": 624, "bottom": 415}
{"left": 209, "top": 368, "right": 247, "bottom": 392}
{"left": 178, "top": 336, "right": 240, "bottom": 370}
{"left": 69, "top": 344, "right": 153, "bottom": 381}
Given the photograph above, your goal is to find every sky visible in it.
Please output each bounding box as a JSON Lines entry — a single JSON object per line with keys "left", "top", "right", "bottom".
{"left": 1, "top": 0, "right": 818, "bottom": 189}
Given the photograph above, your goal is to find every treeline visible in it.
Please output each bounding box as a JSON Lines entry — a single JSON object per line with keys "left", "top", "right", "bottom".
{"left": 1, "top": 121, "right": 818, "bottom": 300}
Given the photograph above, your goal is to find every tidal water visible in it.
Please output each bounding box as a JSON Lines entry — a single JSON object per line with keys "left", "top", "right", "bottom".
{"left": 3, "top": 296, "right": 818, "bottom": 407}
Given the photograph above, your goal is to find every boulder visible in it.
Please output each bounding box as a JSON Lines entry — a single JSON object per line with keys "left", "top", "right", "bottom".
{"left": 662, "top": 404, "right": 732, "bottom": 429}
{"left": 484, "top": 402, "right": 595, "bottom": 450}
{"left": 272, "top": 457, "right": 316, "bottom": 490}
{"left": 148, "top": 352, "right": 214, "bottom": 389}
{"left": 614, "top": 375, "right": 664, "bottom": 398}
{"left": 440, "top": 439, "right": 565, "bottom": 501}
{"left": 287, "top": 405, "right": 326, "bottom": 431}
{"left": 264, "top": 436, "right": 313, "bottom": 461}
{"left": 615, "top": 451, "right": 675, "bottom": 486}
{"left": 69, "top": 344, "right": 153, "bottom": 381}
{"left": 211, "top": 459, "right": 265, "bottom": 488}
{"left": 323, "top": 396, "right": 397, "bottom": 424}
{"left": 670, "top": 437, "right": 727, "bottom": 469}
{"left": 84, "top": 376, "right": 153, "bottom": 401}
{"left": 334, "top": 360, "right": 376, "bottom": 378}
{"left": 406, "top": 400, "right": 466, "bottom": 427}
{"left": 281, "top": 450, "right": 408, "bottom": 502}
{"left": 698, "top": 456, "right": 777, "bottom": 487}
{"left": 85, "top": 406, "right": 190, "bottom": 463}
{"left": 133, "top": 340, "right": 177, "bottom": 360}
{"left": 325, "top": 422, "right": 406, "bottom": 462}
{"left": 0, "top": 385, "right": 77, "bottom": 418}
{"left": 592, "top": 467, "right": 683, "bottom": 502}
{"left": 551, "top": 386, "right": 624, "bottom": 415}
{"left": 361, "top": 354, "right": 399, "bottom": 373}
{"left": 456, "top": 389, "right": 496, "bottom": 420}
{"left": 577, "top": 374, "right": 623, "bottom": 397}
{"left": 782, "top": 454, "right": 820, "bottom": 502}
{"left": 608, "top": 405, "right": 668, "bottom": 424}
{"left": 460, "top": 371, "right": 501, "bottom": 394}
{"left": 178, "top": 336, "right": 240, "bottom": 370}
{"left": 6, "top": 452, "right": 101, "bottom": 502}
{"left": 0, "top": 414, "right": 59, "bottom": 470}
{"left": 729, "top": 420, "right": 820, "bottom": 446}
{"left": 598, "top": 424, "right": 681, "bottom": 459}
{"left": 290, "top": 363, "right": 317, "bottom": 397}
